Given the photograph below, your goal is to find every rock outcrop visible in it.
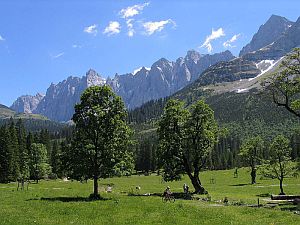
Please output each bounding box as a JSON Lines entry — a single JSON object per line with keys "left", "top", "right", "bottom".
{"left": 11, "top": 93, "right": 44, "bottom": 114}
{"left": 242, "top": 16, "right": 300, "bottom": 61}
{"left": 108, "top": 50, "right": 234, "bottom": 109}
{"left": 34, "top": 69, "right": 105, "bottom": 122}
{"left": 239, "top": 15, "right": 293, "bottom": 57}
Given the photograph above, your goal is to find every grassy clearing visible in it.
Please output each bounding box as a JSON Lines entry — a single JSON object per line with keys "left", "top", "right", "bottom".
{"left": 0, "top": 168, "right": 299, "bottom": 225}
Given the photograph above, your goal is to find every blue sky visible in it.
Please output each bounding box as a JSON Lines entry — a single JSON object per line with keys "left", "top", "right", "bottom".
{"left": 0, "top": 0, "right": 299, "bottom": 106}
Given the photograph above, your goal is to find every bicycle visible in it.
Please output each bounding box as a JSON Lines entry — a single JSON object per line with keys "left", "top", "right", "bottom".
{"left": 162, "top": 193, "right": 175, "bottom": 203}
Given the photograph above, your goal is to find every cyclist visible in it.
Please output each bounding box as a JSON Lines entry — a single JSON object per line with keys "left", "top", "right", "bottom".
{"left": 164, "top": 186, "right": 172, "bottom": 197}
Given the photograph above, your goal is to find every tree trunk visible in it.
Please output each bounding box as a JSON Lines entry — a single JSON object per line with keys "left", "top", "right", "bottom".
{"left": 251, "top": 167, "right": 256, "bottom": 184}
{"left": 93, "top": 175, "right": 99, "bottom": 196}
{"left": 279, "top": 178, "right": 285, "bottom": 195}
{"left": 190, "top": 174, "right": 206, "bottom": 194}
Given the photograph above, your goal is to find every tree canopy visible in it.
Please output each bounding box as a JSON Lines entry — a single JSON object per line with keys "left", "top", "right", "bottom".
{"left": 262, "top": 135, "right": 298, "bottom": 195}
{"left": 266, "top": 48, "right": 300, "bottom": 118}
{"left": 71, "top": 85, "right": 133, "bottom": 198}
{"left": 239, "top": 136, "right": 264, "bottom": 184}
{"left": 158, "top": 99, "right": 217, "bottom": 194}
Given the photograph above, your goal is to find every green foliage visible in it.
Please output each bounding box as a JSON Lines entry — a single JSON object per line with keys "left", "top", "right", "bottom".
{"left": 135, "top": 131, "right": 158, "bottom": 173}
{"left": 158, "top": 99, "right": 217, "bottom": 193}
{"left": 71, "top": 85, "right": 133, "bottom": 196}
{"left": 261, "top": 135, "right": 298, "bottom": 194}
{"left": 0, "top": 126, "right": 10, "bottom": 182}
{"left": 113, "top": 151, "right": 135, "bottom": 177}
{"left": 8, "top": 120, "right": 20, "bottom": 180}
{"left": 239, "top": 136, "right": 264, "bottom": 184}
{"left": 0, "top": 119, "right": 73, "bottom": 182}
{"left": 50, "top": 140, "right": 62, "bottom": 177}
{"left": 16, "top": 119, "right": 30, "bottom": 180}
{"left": 266, "top": 48, "right": 300, "bottom": 117}
{"left": 185, "top": 100, "right": 218, "bottom": 161}
{"left": 0, "top": 118, "right": 68, "bottom": 133}
{"left": 29, "top": 143, "right": 51, "bottom": 181}
{"left": 158, "top": 100, "right": 188, "bottom": 181}
{"left": 239, "top": 137, "right": 264, "bottom": 167}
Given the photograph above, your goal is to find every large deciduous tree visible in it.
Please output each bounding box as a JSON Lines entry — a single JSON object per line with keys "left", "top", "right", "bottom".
{"left": 239, "top": 136, "right": 263, "bottom": 184}
{"left": 184, "top": 100, "right": 218, "bottom": 193}
{"left": 158, "top": 99, "right": 217, "bottom": 194}
{"left": 266, "top": 48, "right": 300, "bottom": 118}
{"left": 72, "top": 85, "right": 133, "bottom": 199}
{"left": 262, "top": 135, "right": 298, "bottom": 195}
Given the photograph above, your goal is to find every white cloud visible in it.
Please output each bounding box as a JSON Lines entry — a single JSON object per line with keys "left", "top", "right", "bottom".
{"left": 84, "top": 24, "right": 98, "bottom": 35}
{"left": 119, "top": 2, "right": 149, "bottom": 18}
{"left": 201, "top": 28, "right": 225, "bottom": 53}
{"left": 223, "top": 34, "right": 241, "bottom": 48}
{"left": 0, "top": 35, "right": 5, "bottom": 41}
{"left": 126, "top": 19, "right": 134, "bottom": 37}
{"left": 72, "top": 44, "right": 82, "bottom": 48}
{"left": 103, "top": 21, "right": 121, "bottom": 36}
{"left": 143, "top": 19, "right": 176, "bottom": 35}
{"left": 51, "top": 52, "right": 65, "bottom": 59}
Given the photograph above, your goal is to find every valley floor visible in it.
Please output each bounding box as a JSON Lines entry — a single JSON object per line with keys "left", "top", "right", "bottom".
{"left": 0, "top": 168, "right": 299, "bottom": 225}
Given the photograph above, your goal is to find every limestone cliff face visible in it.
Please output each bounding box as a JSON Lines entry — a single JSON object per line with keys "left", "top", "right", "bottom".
{"left": 242, "top": 16, "right": 300, "bottom": 61}
{"left": 108, "top": 50, "right": 234, "bottom": 109}
{"left": 11, "top": 50, "right": 234, "bottom": 121}
{"left": 197, "top": 58, "right": 260, "bottom": 85}
{"left": 34, "top": 69, "right": 105, "bottom": 122}
{"left": 239, "top": 15, "right": 293, "bottom": 57}
{"left": 11, "top": 93, "right": 44, "bottom": 114}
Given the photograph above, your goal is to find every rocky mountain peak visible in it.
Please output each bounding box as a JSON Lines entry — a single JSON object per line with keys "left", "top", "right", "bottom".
{"left": 269, "top": 14, "right": 290, "bottom": 23}
{"left": 239, "top": 15, "right": 293, "bottom": 56}
{"left": 12, "top": 50, "right": 235, "bottom": 121}
{"left": 10, "top": 93, "right": 44, "bottom": 114}
{"left": 36, "top": 93, "right": 45, "bottom": 98}
{"left": 153, "top": 58, "right": 172, "bottom": 68}
{"left": 185, "top": 50, "right": 201, "bottom": 63}
{"left": 85, "top": 69, "right": 106, "bottom": 87}
{"left": 242, "top": 16, "right": 300, "bottom": 61}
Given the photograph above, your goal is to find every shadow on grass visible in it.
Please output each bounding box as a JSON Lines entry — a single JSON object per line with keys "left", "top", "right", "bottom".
{"left": 128, "top": 192, "right": 193, "bottom": 200}
{"left": 229, "top": 183, "right": 250, "bottom": 187}
{"left": 27, "top": 196, "right": 112, "bottom": 202}
{"left": 280, "top": 206, "right": 298, "bottom": 212}
{"left": 256, "top": 193, "right": 271, "bottom": 197}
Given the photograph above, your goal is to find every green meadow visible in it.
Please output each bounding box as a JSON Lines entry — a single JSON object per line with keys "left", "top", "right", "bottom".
{"left": 0, "top": 168, "right": 299, "bottom": 225}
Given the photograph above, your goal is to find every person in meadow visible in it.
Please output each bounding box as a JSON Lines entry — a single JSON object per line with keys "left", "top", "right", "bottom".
{"left": 164, "top": 186, "right": 172, "bottom": 197}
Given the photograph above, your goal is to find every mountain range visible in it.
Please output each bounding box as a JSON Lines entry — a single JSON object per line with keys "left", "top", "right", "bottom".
{"left": 9, "top": 14, "right": 300, "bottom": 122}
{"left": 11, "top": 50, "right": 234, "bottom": 121}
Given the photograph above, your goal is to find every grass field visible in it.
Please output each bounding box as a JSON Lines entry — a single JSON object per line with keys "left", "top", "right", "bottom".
{"left": 0, "top": 168, "right": 299, "bottom": 225}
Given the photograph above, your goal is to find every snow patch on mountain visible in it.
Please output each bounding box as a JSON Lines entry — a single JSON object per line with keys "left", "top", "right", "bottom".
{"left": 248, "top": 59, "right": 278, "bottom": 81}
{"left": 236, "top": 88, "right": 249, "bottom": 93}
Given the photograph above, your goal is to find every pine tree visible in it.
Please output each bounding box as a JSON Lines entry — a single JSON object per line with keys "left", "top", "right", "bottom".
{"left": 39, "top": 129, "right": 51, "bottom": 160}
{"left": 8, "top": 120, "right": 20, "bottom": 181}
{"left": 50, "top": 140, "right": 61, "bottom": 177}
{"left": 16, "top": 119, "right": 30, "bottom": 180}
{"left": 0, "top": 126, "right": 10, "bottom": 183}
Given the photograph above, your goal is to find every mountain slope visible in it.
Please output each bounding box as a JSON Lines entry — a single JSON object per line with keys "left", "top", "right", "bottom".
{"left": 0, "top": 103, "right": 48, "bottom": 120}
{"left": 0, "top": 104, "right": 15, "bottom": 118}
{"left": 107, "top": 50, "right": 234, "bottom": 109}
{"left": 12, "top": 50, "right": 234, "bottom": 122}
{"left": 239, "top": 15, "right": 293, "bottom": 56}
{"left": 242, "top": 16, "right": 300, "bottom": 61}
